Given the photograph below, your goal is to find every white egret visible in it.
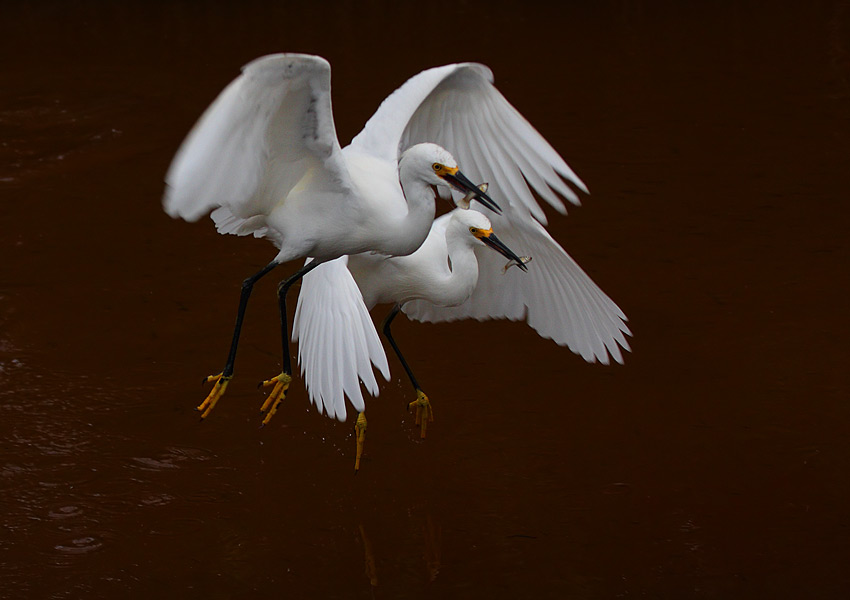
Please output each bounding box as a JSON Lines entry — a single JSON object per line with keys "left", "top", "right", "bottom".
{"left": 295, "top": 190, "right": 631, "bottom": 464}
{"left": 163, "top": 54, "right": 502, "bottom": 420}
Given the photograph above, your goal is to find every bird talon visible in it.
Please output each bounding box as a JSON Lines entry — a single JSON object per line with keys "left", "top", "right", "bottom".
{"left": 260, "top": 373, "right": 291, "bottom": 425}
{"left": 408, "top": 390, "right": 434, "bottom": 439}
{"left": 196, "top": 373, "right": 231, "bottom": 419}
{"left": 354, "top": 412, "right": 367, "bottom": 472}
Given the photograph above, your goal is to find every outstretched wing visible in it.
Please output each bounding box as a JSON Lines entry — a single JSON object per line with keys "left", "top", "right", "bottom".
{"left": 403, "top": 210, "right": 632, "bottom": 365}
{"left": 292, "top": 257, "right": 390, "bottom": 421}
{"left": 164, "top": 54, "right": 352, "bottom": 235}
{"left": 349, "top": 63, "right": 586, "bottom": 225}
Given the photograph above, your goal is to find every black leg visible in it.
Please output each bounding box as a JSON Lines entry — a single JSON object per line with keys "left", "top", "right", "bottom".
{"left": 382, "top": 304, "right": 433, "bottom": 438}
{"left": 258, "top": 259, "right": 324, "bottom": 425}
{"left": 222, "top": 260, "right": 280, "bottom": 378}
{"left": 277, "top": 259, "right": 322, "bottom": 375}
{"left": 381, "top": 304, "right": 422, "bottom": 392}
{"left": 197, "top": 260, "right": 279, "bottom": 419}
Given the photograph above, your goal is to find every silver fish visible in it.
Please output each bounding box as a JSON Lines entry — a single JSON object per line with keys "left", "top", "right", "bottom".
{"left": 503, "top": 256, "right": 532, "bottom": 273}
{"left": 457, "top": 182, "right": 489, "bottom": 209}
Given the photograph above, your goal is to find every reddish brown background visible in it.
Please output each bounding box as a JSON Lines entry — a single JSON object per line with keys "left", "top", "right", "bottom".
{"left": 2, "top": 1, "right": 849, "bottom": 598}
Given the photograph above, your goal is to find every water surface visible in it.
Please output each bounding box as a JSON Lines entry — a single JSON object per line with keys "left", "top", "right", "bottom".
{"left": 2, "top": 1, "right": 849, "bottom": 598}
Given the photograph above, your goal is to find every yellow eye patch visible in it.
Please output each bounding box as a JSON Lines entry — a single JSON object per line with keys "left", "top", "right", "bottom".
{"left": 469, "top": 227, "right": 492, "bottom": 239}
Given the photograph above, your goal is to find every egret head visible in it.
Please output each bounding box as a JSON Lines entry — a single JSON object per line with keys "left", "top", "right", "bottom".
{"left": 401, "top": 143, "right": 501, "bottom": 214}
{"left": 450, "top": 210, "right": 528, "bottom": 271}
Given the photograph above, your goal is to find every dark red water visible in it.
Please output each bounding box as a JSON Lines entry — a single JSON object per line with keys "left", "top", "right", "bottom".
{"left": 3, "top": 1, "right": 849, "bottom": 597}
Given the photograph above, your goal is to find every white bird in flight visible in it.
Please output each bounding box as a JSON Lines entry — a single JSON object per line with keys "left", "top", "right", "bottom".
{"left": 294, "top": 185, "right": 631, "bottom": 466}
{"left": 163, "top": 54, "right": 502, "bottom": 420}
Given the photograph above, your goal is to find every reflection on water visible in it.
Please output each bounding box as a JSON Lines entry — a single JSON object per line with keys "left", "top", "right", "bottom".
{"left": 355, "top": 507, "right": 444, "bottom": 595}
{"left": 359, "top": 523, "right": 378, "bottom": 588}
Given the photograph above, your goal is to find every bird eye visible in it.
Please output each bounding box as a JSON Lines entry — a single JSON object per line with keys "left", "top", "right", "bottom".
{"left": 432, "top": 163, "right": 443, "bottom": 172}
{"left": 469, "top": 227, "right": 478, "bottom": 234}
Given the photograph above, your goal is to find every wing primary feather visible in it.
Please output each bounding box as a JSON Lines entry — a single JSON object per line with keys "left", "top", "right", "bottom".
{"left": 479, "top": 97, "right": 570, "bottom": 214}
{"left": 485, "top": 95, "right": 583, "bottom": 208}
{"left": 551, "top": 265, "right": 600, "bottom": 362}
{"left": 496, "top": 92, "right": 589, "bottom": 194}
{"left": 483, "top": 113, "right": 571, "bottom": 218}
{"left": 292, "top": 257, "right": 389, "bottom": 421}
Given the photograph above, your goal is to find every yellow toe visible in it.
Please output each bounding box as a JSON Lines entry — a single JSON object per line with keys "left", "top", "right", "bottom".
{"left": 408, "top": 390, "right": 433, "bottom": 439}
{"left": 260, "top": 373, "right": 291, "bottom": 425}
{"left": 197, "top": 373, "right": 231, "bottom": 419}
{"left": 354, "top": 412, "right": 367, "bottom": 472}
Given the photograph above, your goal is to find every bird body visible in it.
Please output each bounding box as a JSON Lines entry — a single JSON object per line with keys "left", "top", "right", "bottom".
{"left": 348, "top": 210, "right": 489, "bottom": 310}
{"left": 237, "top": 145, "right": 442, "bottom": 263}
{"left": 165, "top": 55, "right": 499, "bottom": 266}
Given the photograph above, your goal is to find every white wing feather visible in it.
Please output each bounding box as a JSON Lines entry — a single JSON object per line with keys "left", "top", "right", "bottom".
{"left": 164, "top": 54, "right": 352, "bottom": 233}
{"left": 403, "top": 210, "right": 632, "bottom": 365}
{"left": 292, "top": 257, "right": 390, "bottom": 421}
{"left": 350, "top": 64, "right": 474, "bottom": 161}
{"left": 351, "top": 63, "right": 587, "bottom": 225}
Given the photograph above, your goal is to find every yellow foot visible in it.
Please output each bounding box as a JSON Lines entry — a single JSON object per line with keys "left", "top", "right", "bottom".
{"left": 408, "top": 390, "right": 434, "bottom": 439}
{"left": 197, "top": 373, "right": 231, "bottom": 420}
{"left": 354, "top": 412, "right": 367, "bottom": 472}
{"left": 259, "top": 373, "right": 291, "bottom": 425}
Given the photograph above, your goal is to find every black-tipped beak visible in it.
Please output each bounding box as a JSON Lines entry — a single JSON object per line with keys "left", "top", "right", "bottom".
{"left": 443, "top": 170, "right": 502, "bottom": 214}
{"left": 481, "top": 233, "right": 528, "bottom": 272}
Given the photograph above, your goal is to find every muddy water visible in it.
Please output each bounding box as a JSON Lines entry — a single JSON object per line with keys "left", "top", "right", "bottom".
{"left": 2, "top": 1, "right": 849, "bottom": 598}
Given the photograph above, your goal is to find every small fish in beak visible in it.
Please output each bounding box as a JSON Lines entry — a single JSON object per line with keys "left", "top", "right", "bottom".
{"left": 503, "top": 256, "right": 533, "bottom": 274}
{"left": 457, "top": 183, "right": 489, "bottom": 209}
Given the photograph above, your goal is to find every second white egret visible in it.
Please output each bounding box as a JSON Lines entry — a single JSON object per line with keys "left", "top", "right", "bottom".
{"left": 296, "top": 204, "right": 530, "bottom": 467}
{"left": 295, "top": 193, "right": 631, "bottom": 461}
